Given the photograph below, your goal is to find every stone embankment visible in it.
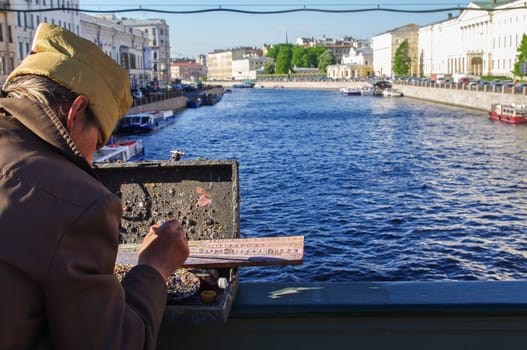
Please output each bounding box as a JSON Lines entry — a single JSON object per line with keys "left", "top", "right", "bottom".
{"left": 128, "top": 81, "right": 525, "bottom": 114}
{"left": 223, "top": 80, "right": 527, "bottom": 112}
{"left": 128, "top": 85, "right": 224, "bottom": 114}
{"left": 392, "top": 82, "right": 527, "bottom": 112}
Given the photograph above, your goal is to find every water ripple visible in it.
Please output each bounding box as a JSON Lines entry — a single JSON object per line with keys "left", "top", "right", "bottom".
{"left": 139, "top": 89, "right": 527, "bottom": 282}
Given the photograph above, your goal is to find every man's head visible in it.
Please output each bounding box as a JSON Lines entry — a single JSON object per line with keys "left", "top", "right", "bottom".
{"left": 2, "top": 23, "right": 132, "bottom": 149}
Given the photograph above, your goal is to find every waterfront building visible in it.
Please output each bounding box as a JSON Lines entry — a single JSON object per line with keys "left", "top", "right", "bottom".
{"left": 326, "top": 41, "right": 374, "bottom": 80}
{"left": 13, "top": 0, "right": 80, "bottom": 67}
{"left": 418, "top": 15, "right": 459, "bottom": 78}
{"left": 232, "top": 55, "right": 274, "bottom": 80}
{"left": 206, "top": 47, "right": 262, "bottom": 80}
{"left": 295, "top": 37, "right": 314, "bottom": 47}
{"left": 170, "top": 60, "right": 204, "bottom": 81}
{"left": 80, "top": 14, "right": 150, "bottom": 90}
{"left": 418, "top": 0, "right": 527, "bottom": 79}
{"left": 295, "top": 35, "right": 359, "bottom": 64}
{"left": 372, "top": 24, "right": 420, "bottom": 78}
{"left": 117, "top": 18, "right": 171, "bottom": 86}
{"left": 0, "top": 0, "right": 16, "bottom": 83}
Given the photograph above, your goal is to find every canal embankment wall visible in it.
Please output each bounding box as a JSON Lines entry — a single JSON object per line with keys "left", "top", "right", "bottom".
{"left": 393, "top": 83, "right": 526, "bottom": 112}
{"left": 128, "top": 85, "right": 224, "bottom": 114}
{"left": 126, "top": 81, "right": 525, "bottom": 115}
{"left": 224, "top": 80, "right": 527, "bottom": 112}
{"left": 128, "top": 96, "right": 188, "bottom": 114}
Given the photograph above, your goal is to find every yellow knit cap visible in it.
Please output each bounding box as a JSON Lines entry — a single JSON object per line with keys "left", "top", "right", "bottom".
{"left": 4, "top": 23, "right": 132, "bottom": 147}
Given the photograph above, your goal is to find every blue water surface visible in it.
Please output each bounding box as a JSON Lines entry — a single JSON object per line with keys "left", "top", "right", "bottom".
{"left": 138, "top": 88, "right": 527, "bottom": 282}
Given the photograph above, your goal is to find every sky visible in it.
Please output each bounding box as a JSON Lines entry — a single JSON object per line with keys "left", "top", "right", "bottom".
{"left": 80, "top": 1, "right": 473, "bottom": 58}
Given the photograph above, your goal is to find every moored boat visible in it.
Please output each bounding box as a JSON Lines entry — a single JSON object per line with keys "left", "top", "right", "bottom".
{"left": 340, "top": 87, "right": 362, "bottom": 96}
{"left": 382, "top": 88, "right": 404, "bottom": 97}
{"left": 489, "top": 103, "right": 527, "bottom": 124}
{"left": 233, "top": 80, "right": 255, "bottom": 88}
{"left": 187, "top": 97, "right": 203, "bottom": 108}
{"left": 360, "top": 85, "right": 374, "bottom": 96}
{"left": 93, "top": 139, "right": 144, "bottom": 164}
{"left": 117, "top": 110, "right": 175, "bottom": 133}
{"left": 202, "top": 92, "right": 223, "bottom": 105}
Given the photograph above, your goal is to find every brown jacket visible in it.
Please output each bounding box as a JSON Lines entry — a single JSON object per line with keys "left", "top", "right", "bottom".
{"left": 0, "top": 98, "right": 167, "bottom": 349}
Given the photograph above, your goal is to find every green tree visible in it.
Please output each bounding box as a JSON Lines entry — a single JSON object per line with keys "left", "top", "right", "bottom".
{"left": 291, "top": 46, "right": 306, "bottom": 68}
{"left": 265, "top": 45, "right": 281, "bottom": 60}
{"left": 317, "top": 50, "right": 335, "bottom": 73}
{"left": 306, "top": 46, "right": 326, "bottom": 67}
{"left": 274, "top": 45, "right": 293, "bottom": 74}
{"left": 513, "top": 33, "right": 527, "bottom": 77}
{"left": 393, "top": 40, "right": 411, "bottom": 76}
{"left": 263, "top": 62, "right": 275, "bottom": 74}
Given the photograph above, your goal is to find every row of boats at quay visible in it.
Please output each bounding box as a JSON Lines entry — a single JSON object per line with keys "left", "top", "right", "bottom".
{"left": 187, "top": 91, "right": 223, "bottom": 108}
{"left": 338, "top": 80, "right": 527, "bottom": 125}
{"left": 339, "top": 85, "right": 404, "bottom": 97}
{"left": 94, "top": 88, "right": 225, "bottom": 164}
{"left": 339, "top": 79, "right": 404, "bottom": 97}
{"left": 93, "top": 109, "right": 175, "bottom": 164}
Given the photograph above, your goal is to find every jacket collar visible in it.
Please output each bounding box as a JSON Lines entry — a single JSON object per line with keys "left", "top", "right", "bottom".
{"left": 0, "top": 97, "right": 96, "bottom": 177}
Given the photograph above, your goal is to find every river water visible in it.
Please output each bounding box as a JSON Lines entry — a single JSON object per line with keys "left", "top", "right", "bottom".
{"left": 137, "top": 88, "right": 527, "bottom": 282}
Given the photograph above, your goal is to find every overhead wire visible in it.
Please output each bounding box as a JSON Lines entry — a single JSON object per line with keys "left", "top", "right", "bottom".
{"left": 4, "top": 4, "right": 527, "bottom": 15}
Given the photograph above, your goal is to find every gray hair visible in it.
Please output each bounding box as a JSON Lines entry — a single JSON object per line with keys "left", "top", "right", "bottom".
{"left": 2, "top": 75, "right": 96, "bottom": 127}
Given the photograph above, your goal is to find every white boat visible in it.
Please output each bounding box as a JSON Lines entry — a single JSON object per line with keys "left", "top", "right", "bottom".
{"left": 382, "top": 88, "right": 404, "bottom": 97}
{"left": 117, "top": 110, "right": 175, "bottom": 133}
{"left": 360, "top": 85, "right": 375, "bottom": 96}
{"left": 340, "top": 87, "right": 361, "bottom": 96}
{"left": 93, "top": 139, "right": 144, "bottom": 164}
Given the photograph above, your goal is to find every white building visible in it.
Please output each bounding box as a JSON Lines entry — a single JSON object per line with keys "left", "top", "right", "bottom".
{"left": 327, "top": 41, "right": 374, "bottom": 79}
{"left": 418, "top": 0, "right": 527, "bottom": 78}
{"left": 372, "top": 24, "right": 420, "bottom": 78}
{"left": 80, "top": 14, "right": 150, "bottom": 89}
{"left": 0, "top": 0, "right": 16, "bottom": 81}
{"left": 206, "top": 47, "right": 262, "bottom": 80}
{"left": 232, "top": 56, "right": 274, "bottom": 80}
{"left": 118, "top": 18, "right": 171, "bottom": 86}
{"left": 14, "top": 0, "right": 81, "bottom": 66}
{"left": 342, "top": 44, "right": 373, "bottom": 66}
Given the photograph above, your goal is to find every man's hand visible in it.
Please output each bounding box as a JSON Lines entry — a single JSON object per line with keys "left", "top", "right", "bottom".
{"left": 137, "top": 220, "right": 190, "bottom": 280}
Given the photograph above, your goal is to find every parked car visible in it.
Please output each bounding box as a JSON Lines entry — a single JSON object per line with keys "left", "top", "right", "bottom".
{"left": 515, "top": 83, "right": 527, "bottom": 93}
{"left": 488, "top": 79, "right": 503, "bottom": 92}
{"left": 131, "top": 89, "right": 143, "bottom": 99}
{"left": 479, "top": 80, "right": 490, "bottom": 89}
{"left": 502, "top": 80, "right": 515, "bottom": 89}
{"left": 468, "top": 80, "right": 480, "bottom": 89}
{"left": 458, "top": 77, "right": 470, "bottom": 85}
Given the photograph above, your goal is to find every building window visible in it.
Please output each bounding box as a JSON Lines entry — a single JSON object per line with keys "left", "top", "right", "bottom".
{"left": 121, "top": 53, "right": 129, "bottom": 70}
{"left": 130, "top": 54, "right": 137, "bottom": 69}
{"left": 0, "top": 24, "right": 3, "bottom": 42}
{"left": 7, "top": 26, "right": 11, "bottom": 43}
{"left": 18, "top": 42, "right": 23, "bottom": 60}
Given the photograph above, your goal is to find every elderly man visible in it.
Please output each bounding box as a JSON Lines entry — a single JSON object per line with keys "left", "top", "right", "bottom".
{"left": 0, "top": 23, "right": 189, "bottom": 349}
